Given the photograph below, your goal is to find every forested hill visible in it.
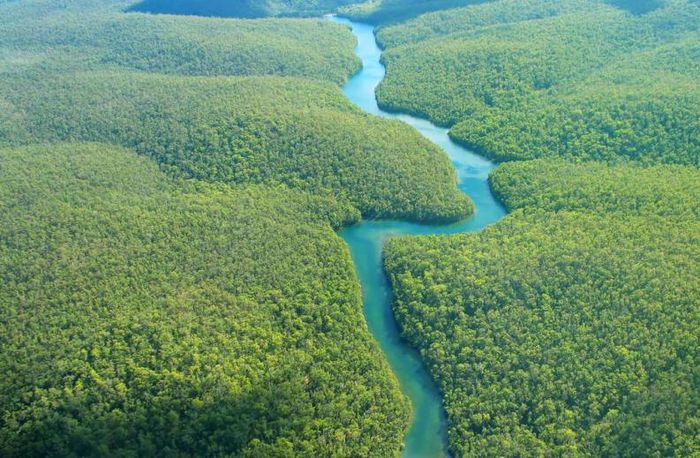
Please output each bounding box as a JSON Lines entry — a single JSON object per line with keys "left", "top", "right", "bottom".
{"left": 0, "top": 0, "right": 473, "bottom": 455}
{"left": 341, "top": 0, "right": 673, "bottom": 24}
{"left": 0, "top": 3, "right": 360, "bottom": 84}
{"left": 490, "top": 159, "right": 700, "bottom": 218}
{"left": 341, "top": 0, "right": 491, "bottom": 24}
{"left": 385, "top": 161, "right": 700, "bottom": 456}
{"left": 0, "top": 143, "right": 409, "bottom": 456}
{"left": 0, "top": 0, "right": 471, "bottom": 223}
{"left": 123, "top": 0, "right": 676, "bottom": 23}
{"left": 0, "top": 72, "right": 470, "bottom": 222}
{"left": 377, "top": 1, "right": 700, "bottom": 456}
{"left": 375, "top": 0, "right": 700, "bottom": 165}
{"left": 128, "top": 0, "right": 358, "bottom": 18}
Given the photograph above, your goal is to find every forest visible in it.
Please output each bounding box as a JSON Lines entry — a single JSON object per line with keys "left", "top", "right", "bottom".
{"left": 127, "top": 0, "right": 674, "bottom": 24}
{"left": 379, "top": 1, "right": 700, "bottom": 455}
{"left": 0, "top": 72, "right": 470, "bottom": 222}
{"left": 342, "top": 0, "right": 672, "bottom": 24}
{"left": 0, "top": 3, "right": 360, "bottom": 84}
{"left": 385, "top": 160, "right": 700, "bottom": 456}
{"left": 375, "top": 0, "right": 700, "bottom": 165}
{"left": 341, "top": 0, "right": 490, "bottom": 24}
{"left": 0, "top": 0, "right": 459, "bottom": 455}
{"left": 0, "top": 143, "right": 409, "bottom": 456}
{"left": 1, "top": 0, "right": 699, "bottom": 455}
{"left": 129, "top": 0, "right": 359, "bottom": 18}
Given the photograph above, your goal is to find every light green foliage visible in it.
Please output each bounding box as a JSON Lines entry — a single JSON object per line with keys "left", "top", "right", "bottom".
{"left": 0, "top": 143, "right": 409, "bottom": 457}
{"left": 0, "top": 4, "right": 360, "bottom": 84}
{"left": 0, "top": 72, "right": 471, "bottom": 222}
{"left": 385, "top": 161, "right": 700, "bottom": 456}
{"left": 490, "top": 159, "right": 700, "bottom": 218}
{"left": 129, "top": 0, "right": 358, "bottom": 18}
{"left": 341, "top": 0, "right": 491, "bottom": 25}
{"left": 374, "top": 0, "right": 700, "bottom": 165}
{"left": 0, "top": 0, "right": 478, "bottom": 455}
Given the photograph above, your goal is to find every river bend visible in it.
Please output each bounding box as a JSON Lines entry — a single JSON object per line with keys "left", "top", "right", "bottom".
{"left": 330, "top": 16, "right": 506, "bottom": 457}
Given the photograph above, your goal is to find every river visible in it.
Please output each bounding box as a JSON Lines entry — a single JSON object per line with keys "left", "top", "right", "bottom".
{"left": 329, "top": 16, "right": 507, "bottom": 457}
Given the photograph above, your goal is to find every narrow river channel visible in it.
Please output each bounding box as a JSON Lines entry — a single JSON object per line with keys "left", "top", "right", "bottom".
{"left": 329, "top": 16, "right": 507, "bottom": 457}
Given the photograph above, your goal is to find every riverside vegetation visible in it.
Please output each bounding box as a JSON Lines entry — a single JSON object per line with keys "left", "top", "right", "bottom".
{"left": 1, "top": 0, "right": 699, "bottom": 456}
{"left": 1, "top": 143, "right": 410, "bottom": 456}
{"left": 376, "top": 0, "right": 700, "bottom": 165}
{"left": 0, "top": 0, "right": 471, "bottom": 456}
{"left": 380, "top": 1, "right": 699, "bottom": 455}
{"left": 386, "top": 161, "right": 700, "bottom": 456}
{"left": 0, "top": 72, "right": 469, "bottom": 221}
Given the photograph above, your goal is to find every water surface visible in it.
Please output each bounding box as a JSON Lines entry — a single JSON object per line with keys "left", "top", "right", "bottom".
{"left": 330, "top": 16, "right": 506, "bottom": 457}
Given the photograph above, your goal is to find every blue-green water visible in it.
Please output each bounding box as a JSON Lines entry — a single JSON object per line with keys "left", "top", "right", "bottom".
{"left": 330, "top": 16, "right": 506, "bottom": 457}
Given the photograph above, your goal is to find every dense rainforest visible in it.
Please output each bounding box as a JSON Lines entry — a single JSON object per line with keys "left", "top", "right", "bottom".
{"left": 385, "top": 160, "right": 700, "bottom": 456}
{"left": 341, "top": 0, "right": 673, "bottom": 24}
{"left": 0, "top": 2, "right": 360, "bottom": 84}
{"left": 0, "top": 72, "right": 470, "bottom": 222}
{"left": 0, "top": 143, "right": 410, "bottom": 456}
{"left": 2, "top": 0, "right": 699, "bottom": 456}
{"left": 126, "top": 0, "right": 675, "bottom": 24}
{"left": 128, "top": 0, "right": 359, "bottom": 18}
{"left": 0, "top": 0, "right": 468, "bottom": 455}
{"left": 341, "top": 0, "right": 490, "bottom": 24}
{"left": 380, "top": 3, "right": 700, "bottom": 455}
{"left": 0, "top": 0, "right": 471, "bottom": 223}
{"left": 376, "top": 0, "right": 700, "bottom": 165}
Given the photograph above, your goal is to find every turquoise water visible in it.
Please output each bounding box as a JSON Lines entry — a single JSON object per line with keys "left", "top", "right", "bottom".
{"left": 330, "top": 16, "right": 506, "bottom": 457}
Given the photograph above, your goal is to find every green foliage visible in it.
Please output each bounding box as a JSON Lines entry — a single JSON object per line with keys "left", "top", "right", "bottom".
{"left": 340, "top": 0, "right": 669, "bottom": 24}
{"left": 385, "top": 161, "right": 700, "bottom": 456}
{"left": 450, "top": 41, "right": 700, "bottom": 164}
{"left": 0, "top": 143, "right": 410, "bottom": 457}
{"left": 490, "top": 159, "right": 700, "bottom": 218}
{"left": 0, "top": 0, "right": 470, "bottom": 224}
{"left": 374, "top": 0, "right": 700, "bottom": 165}
{"left": 0, "top": 0, "right": 476, "bottom": 455}
{"left": 0, "top": 5, "right": 360, "bottom": 84}
{"left": 341, "top": 0, "right": 492, "bottom": 25}
{"left": 129, "top": 0, "right": 358, "bottom": 18}
{"left": 375, "top": 0, "right": 594, "bottom": 48}
{"left": 0, "top": 71, "right": 470, "bottom": 222}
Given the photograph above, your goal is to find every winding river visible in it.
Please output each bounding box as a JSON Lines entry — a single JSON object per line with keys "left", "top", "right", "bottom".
{"left": 329, "top": 17, "right": 506, "bottom": 457}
